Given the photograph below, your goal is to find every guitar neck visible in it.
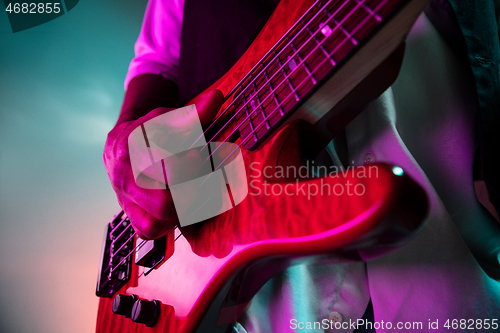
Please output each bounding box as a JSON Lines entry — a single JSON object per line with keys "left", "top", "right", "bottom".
{"left": 212, "top": 0, "right": 411, "bottom": 151}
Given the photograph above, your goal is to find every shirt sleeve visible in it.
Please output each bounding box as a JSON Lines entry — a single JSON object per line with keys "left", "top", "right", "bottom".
{"left": 124, "top": 0, "right": 185, "bottom": 90}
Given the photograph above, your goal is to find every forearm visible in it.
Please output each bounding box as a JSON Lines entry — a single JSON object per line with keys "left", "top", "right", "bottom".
{"left": 116, "top": 73, "right": 179, "bottom": 126}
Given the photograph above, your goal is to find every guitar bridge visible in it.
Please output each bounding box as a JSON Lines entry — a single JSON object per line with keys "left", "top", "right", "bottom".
{"left": 96, "top": 210, "right": 134, "bottom": 297}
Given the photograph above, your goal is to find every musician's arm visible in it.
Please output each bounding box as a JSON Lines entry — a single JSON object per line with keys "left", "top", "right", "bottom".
{"left": 103, "top": 74, "right": 179, "bottom": 239}
{"left": 103, "top": 0, "right": 186, "bottom": 240}
{"left": 104, "top": 70, "right": 223, "bottom": 240}
{"left": 116, "top": 73, "right": 179, "bottom": 126}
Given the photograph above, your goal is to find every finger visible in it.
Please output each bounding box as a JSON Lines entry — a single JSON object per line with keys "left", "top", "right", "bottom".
{"left": 138, "top": 106, "right": 175, "bottom": 123}
{"left": 139, "top": 150, "right": 204, "bottom": 186}
{"left": 133, "top": 90, "right": 223, "bottom": 148}
{"left": 122, "top": 167, "right": 177, "bottom": 221}
{"left": 135, "top": 89, "right": 223, "bottom": 129}
{"left": 123, "top": 200, "right": 177, "bottom": 240}
{"left": 122, "top": 158, "right": 199, "bottom": 223}
{"left": 137, "top": 105, "right": 204, "bottom": 145}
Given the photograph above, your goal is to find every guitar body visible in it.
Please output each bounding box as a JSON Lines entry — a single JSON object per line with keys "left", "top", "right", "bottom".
{"left": 97, "top": 123, "right": 427, "bottom": 333}
{"left": 96, "top": 0, "right": 430, "bottom": 332}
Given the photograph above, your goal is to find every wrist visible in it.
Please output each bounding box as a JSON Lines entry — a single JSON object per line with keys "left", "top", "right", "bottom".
{"left": 117, "top": 74, "right": 179, "bottom": 125}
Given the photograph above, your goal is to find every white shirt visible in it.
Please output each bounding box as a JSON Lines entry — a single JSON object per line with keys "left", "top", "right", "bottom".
{"left": 125, "top": 0, "right": 184, "bottom": 88}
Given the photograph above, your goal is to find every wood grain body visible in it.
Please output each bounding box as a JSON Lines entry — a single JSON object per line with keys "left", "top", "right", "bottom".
{"left": 96, "top": 125, "right": 428, "bottom": 332}
{"left": 96, "top": 0, "right": 430, "bottom": 332}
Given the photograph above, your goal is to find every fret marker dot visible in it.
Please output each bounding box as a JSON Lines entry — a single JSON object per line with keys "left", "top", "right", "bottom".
{"left": 251, "top": 100, "right": 257, "bottom": 111}
{"left": 320, "top": 22, "right": 333, "bottom": 37}
{"left": 288, "top": 57, "right": 297, "bottom": 72}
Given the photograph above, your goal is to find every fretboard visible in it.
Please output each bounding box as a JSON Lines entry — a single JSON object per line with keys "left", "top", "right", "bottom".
{"left": 229, "top": 0, "right": 406, "bottom": 150}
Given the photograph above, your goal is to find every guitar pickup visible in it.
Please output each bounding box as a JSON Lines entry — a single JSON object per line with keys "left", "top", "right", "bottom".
{"left": 135, "top": 236, "right": 166, "bottom": 274}
{"left": 96, "top": 211, "right": 134, "bottom": 297}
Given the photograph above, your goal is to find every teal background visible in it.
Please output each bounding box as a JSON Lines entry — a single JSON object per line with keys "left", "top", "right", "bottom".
{"left": 4, "top": 1, "right": 66, "bottom": 33}
{"left": 0, "top": 1, "right": 148, "bottom": 332}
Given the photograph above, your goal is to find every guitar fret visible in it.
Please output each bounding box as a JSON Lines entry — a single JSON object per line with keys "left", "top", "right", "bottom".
{"left": 356, "top": 0, "right": 382, "bottom": 22}
{"left": 230, "top": 0, "right": 400, "bottom": 152}
{"left": 305, "top": 24, "right": 336, "bottom": 66}
{"left": 324, "top": 7, "right": 358, "bottom": 45}
{"left": 241, "top": 90, "right": 258, "bottom": 142}
{"left": 276, "top": 52, "right": 300, "bottom": 102}
{"left": 251, "top": 75, "right": 271, "bottom": 130}
{"left": 264, "top": 69, "right": 285, "bottom": 116}
{"left": 288, "top": 37, "right": 317, "bottom": 85}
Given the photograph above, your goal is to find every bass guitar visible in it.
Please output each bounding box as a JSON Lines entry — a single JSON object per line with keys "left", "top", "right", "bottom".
{"left": 96, "top": 0, "right": 430, "bottom": 331}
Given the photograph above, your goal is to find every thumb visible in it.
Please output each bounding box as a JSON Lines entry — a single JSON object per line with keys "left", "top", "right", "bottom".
{"left": 138, "top": 89, "right": 224, "bottom": 130}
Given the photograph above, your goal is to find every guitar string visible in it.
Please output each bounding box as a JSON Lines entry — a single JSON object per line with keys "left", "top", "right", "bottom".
{"left": 226, "top": 0, "right": 377, "bottom": 110}
{"left": 109, "top": 213, "right": 127, "bottom": 234}
{"left": 143, "top": 0, "right": 368, "bottom": 178}
{"left": 108, "top": 1, "right": 382, "bottom": 273}
{"left": 107, "top": 0, "right": 386, "bottom": 275}
{"left": 110, "top": 222, "right": 132, "bottom": 245}
{"left": 224, "top": 0, "right": 334, "bottom": 104}
{"left": 202, "top": 0, "right": 373, "bottom": 161}
{"left": 205, "top": 0, "right": 377, "bottom": 164}
{"left": 110, "top": 240, "right": 148, "bottom": 274}
{"left": 109, "top": 225, "right": 179, "bottom": 273}
{"left": 211, "top": 0, "right": 387, "bottom": 172}
{"left": 109, "top": 1, "right": 383, "bottom": 274}
{"left": 131, "top": 2, "right": 335, "bottom": 192}
{"left": 191, "top": 0, "right": 336, "bottom": 148}
{"left": 108, "top": 236, "right": 147, "bottom": 275}
{"left": 142, "top": 0, "right": 367, "bottom": 189}
{"left": 109, "top": 231, "right": 137, "bottom": 261}
{"left": 196, "top": 0, "right": 381, "bottom": 153}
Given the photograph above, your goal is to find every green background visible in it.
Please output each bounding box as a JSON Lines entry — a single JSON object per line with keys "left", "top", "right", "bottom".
{"left": 0, "top": 1, "right": 147, "bottom": 332}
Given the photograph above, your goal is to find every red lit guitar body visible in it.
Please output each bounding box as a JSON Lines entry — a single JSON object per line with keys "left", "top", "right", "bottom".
{"left": 96, "top": 0, "right": 430, "bottom": 332}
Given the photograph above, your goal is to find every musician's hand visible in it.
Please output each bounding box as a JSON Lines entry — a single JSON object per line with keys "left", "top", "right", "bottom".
{"left": 104, "top": 89, "right": 224, "bottom": 239}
